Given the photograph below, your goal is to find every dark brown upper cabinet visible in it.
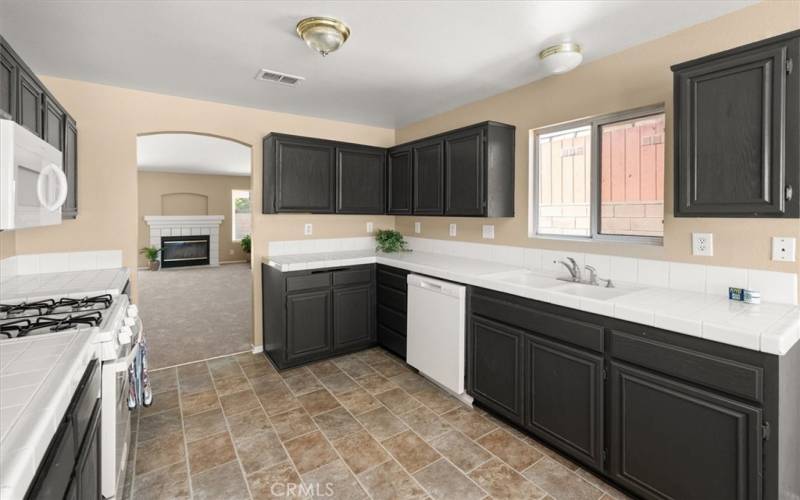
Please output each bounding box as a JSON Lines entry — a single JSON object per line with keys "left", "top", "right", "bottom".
{"left": 444, "top": 122, "right": 514, "bottom": 217}
{"left": 263, "top": 134, "right": 336, "bottom": 213}
{"left": 63, "top": 116, "right": 78, "bottom": 219}
{"left": 412, "top": 138, "right": 445, "bottom": 215}
{"left": 0, "top": 45, "right": 17, "bottom": 119}
{"left": 18, "top": 66, "right": 43, "bottom": 137}
{"left": 387, "top": 147, "right": 412, "bottom": 215}
{"left": 673, "top": 29, "right": 799, "bottom": 218}
{"left": 43, "top": 94, "right": 65, "bottom": 151}
{"left": 336, "top": 145, "right": 385, "bottom": 214}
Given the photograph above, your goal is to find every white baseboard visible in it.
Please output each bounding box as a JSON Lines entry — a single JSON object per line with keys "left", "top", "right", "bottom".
{"left": 251, "top": 344, "right": 264, "bottom": 354}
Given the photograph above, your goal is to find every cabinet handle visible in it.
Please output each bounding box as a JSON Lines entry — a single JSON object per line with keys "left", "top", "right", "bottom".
{"left": 311, "top": 267, "right": 351, "bottom": 274}
{"left": 786, "top": 185, "right": 793, "bottom": 201}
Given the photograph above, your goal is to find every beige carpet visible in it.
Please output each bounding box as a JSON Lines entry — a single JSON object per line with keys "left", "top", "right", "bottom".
{"left": 137, "top": 263, "right": 252, "bottom": 369}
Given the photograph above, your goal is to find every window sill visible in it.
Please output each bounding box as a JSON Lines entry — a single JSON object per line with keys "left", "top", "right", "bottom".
{"left": 529, "top": 232, "right": 663, "bottom": 247}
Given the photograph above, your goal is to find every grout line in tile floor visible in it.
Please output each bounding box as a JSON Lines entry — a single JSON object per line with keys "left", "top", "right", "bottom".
{"left": 128, "top": 348, "right": 623, "bottom": 500}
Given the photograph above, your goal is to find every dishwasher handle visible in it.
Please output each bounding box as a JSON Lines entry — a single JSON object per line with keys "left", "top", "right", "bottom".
{"left": 407, "top": 274, "right": 466, "bottom": 298}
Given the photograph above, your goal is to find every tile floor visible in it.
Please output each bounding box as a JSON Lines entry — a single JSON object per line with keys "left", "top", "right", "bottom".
{"left": 125, "top": 348, "right": 632, "bottom": 500}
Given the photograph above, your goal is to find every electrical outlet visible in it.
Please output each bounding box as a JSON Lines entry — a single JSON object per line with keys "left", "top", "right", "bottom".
{"left": 692, "top": 232, "right": 713, "bottom": 256}
{"left": 366, "top": 222, "right": 373, "bottom": 233}
{"left": 414, "top": 222, "right": 421, "bottom": 234}
{"left": 772, "top": 236, "right": 796, "bottom": 262}
{"left": 449, "top": 224, "right": 457, "bottom": 237}
{"left": 304, "top": 223, "right": 313, "bottom": 236}
{"left": 482, "top": 224, "right": 495, "bottom": 240}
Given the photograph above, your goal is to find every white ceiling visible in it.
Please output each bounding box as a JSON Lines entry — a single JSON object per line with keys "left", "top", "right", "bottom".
{"left": 1, "top": 1, "right": 754, "bottom": 128}
{"left": 137, "top": 133, "right": 251, "bottom": 176}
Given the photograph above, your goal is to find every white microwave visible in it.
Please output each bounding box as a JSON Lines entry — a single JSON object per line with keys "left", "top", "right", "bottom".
{"left": 0, "top": 119, "right": 67, "bottom": 230}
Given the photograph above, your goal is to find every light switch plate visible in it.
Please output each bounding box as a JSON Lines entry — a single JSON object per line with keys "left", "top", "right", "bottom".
{"left": 772, "top": 236, "right": 796, "bottom": 262}
{"left": 449, "top": 224, "right": 457, "bottom": 237}
{"left": 304, "top": 223, "right": 313, "bottom": 236}
{"left": 414, "top": 222, "right": 421, "bottom": 234}
{"left": 692, "top": 232, "right": 713, "bottom": 256}
{"left": 482, "top": 225, "right": 495, "bottom": 240}
{"left": 366, "top": 222, "right": 373, "bottom": 233}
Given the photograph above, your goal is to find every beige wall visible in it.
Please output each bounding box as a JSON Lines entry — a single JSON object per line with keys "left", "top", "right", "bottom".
{"left": 6, "top": 77, "right": 395, "bottom": 347}
{"left": 395, "top": 0, "right": 800, "bottom": 278}
{"left": 137, "top": 171, "right": 252, "bottom": 266}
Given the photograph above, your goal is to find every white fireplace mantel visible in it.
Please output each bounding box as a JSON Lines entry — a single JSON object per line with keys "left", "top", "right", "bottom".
{"left": 144, "top": 215, "right": 224, "bottom": 266}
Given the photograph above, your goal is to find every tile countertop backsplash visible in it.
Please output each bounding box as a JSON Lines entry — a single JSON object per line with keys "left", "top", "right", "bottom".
{"left": 0, "top": 250, "right": 128, "bottom": 303}
{"left": 266, "top": 237, "right": 800, "bottom": 355}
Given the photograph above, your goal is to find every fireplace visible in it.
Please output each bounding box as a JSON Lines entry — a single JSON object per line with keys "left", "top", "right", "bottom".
{"left": 160, "top": 235, "right": 210, "bottom": 268}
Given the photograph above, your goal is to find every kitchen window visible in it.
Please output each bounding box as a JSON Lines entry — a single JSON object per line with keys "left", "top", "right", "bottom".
{"left": 232, "top": 189, "right": 251, "bottom": 241}
{"left": 529, "top": 104, "right": 665, "bottom": 244}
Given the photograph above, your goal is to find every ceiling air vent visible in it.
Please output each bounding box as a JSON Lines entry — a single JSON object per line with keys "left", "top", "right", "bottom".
{"left": 255, "top": 69, "right": 305, "bottom": 87}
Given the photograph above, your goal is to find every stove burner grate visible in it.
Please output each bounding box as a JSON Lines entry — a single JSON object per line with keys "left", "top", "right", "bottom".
{"left": 0, "top": 311, "right": 103, "bottom": 338}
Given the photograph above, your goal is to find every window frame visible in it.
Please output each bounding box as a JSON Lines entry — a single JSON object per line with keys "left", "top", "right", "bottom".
{"left": 529, "top": 103, "right": 665, "bottom": 246}
{"left": 231, "top": 189, "right": 250, "bottom": 242}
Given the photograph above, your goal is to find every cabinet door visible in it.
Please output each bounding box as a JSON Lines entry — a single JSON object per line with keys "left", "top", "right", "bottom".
{"left": 0, "top": 46, "right": 16, "bottom": 119}
{"left": 525, "top": 336, "right": 604, "bottom": 470}
{"left": 387, "top": 147, "right": 412, "bottom": 215}
{"left": 76, "top": 406, "right": 101, "bottom": 500}
{"left": 286, "top": 289, "right": 332, "bottom": 360}
{"left": 333, "top": 284, "right": 374, "bottom": 349}
{"left": 274, "top": 137, "right": 335, "bottom": 213}
{"left": 609, "top": 361, "right": 763, "bottom": 500}
{"left": 43, "top": 95, "right": 65, "bottom": 151}
{"left": 675, "top": 38, "right": 799, "bottom": 217}
{"left": 17, "top": 67, "right": 43, "bottom": 136}
{"left": 337, "top": 146, "right": 385, "bottom": 214}
{"left": 62, "top": 117, "right": 78, "bottom": 219}
{"left": 413, "top": 139, "right": 444, "bottom": 215}
{"left": 468, "top": 316, "right": 524, "bottom": 424}
{"left": 445, "top": 127, "right": 485, "bottom": 216}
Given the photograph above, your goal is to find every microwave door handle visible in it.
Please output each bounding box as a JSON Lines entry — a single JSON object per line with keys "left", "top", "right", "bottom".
{"left": 36, "top": 164, "right": 68, "bottom": 211}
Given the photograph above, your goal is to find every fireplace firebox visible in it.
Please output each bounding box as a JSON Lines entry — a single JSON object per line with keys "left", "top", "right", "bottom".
{"left": 160, "top": 235, "right": 210, "bottom": 268}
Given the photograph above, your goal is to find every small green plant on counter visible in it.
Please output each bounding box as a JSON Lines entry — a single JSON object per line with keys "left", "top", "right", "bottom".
{"left": 374, "top": 229, "right": 410, "bottom": 253}
{"left": 240, "top": 234, "right": 252, "bottom": 254}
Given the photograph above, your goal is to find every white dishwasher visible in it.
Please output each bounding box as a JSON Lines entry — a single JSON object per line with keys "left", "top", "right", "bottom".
{"left": 407, "top": 274, "right": 469, "bottom": 400}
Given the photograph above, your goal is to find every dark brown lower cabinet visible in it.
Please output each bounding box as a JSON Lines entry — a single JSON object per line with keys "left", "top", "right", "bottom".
{"left": 376, "top": 265, "right": 409, "bottom": 359}
{"left": 262, "top": 264, "right": 376, "bottom": 369}
{"left": 525, "top": 335, "right": 604, "bottom": 470}
{"left": 469, "top": 316, "right": 524, "bottom": 425}
{"left": 609, "top": 361, "right": 763, "bottom": 500}
{"left": 286, "top": 289, "right": 332, "bottom": 361}
{"left": 76, "top": 404, "right": 101, "bottom": 500}
{"left": 333, "top": 284, "right": 374, "bottom": 349}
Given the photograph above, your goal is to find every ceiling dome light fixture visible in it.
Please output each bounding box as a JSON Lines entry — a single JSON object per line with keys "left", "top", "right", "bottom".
{"left": 296, "top": 16, "right": 351, "bottom": 57}
{"left": 539, "top": 42, "right": 583, "bottom": 74}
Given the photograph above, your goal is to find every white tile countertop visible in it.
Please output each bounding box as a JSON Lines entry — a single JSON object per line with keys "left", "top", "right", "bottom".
{"left": 0, "top": 267, "right": 130, "bottom": 304}
{"left": 266, "top": 250, "right": 800, "bottom": 356}
{"left": 0, "top": 330, "right": 98, "bottom": 500}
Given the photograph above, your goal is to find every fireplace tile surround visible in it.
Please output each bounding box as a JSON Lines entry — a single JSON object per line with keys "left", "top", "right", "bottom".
{"left": 144, "top": 215, "right": 223, "bottom": 266}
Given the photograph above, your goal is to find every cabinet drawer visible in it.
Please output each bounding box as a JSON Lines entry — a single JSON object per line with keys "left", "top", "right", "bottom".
{"left": 378, "top": 285, "right": 406, "bottom": 313}
{"left": 332, "top": 267, "right": 372, "bottom": 287}
{"left": 378, "top": 324, "right": 406, "bottom": 359}
{"left": 286, "top": 272, "right": 331, "bottom": 292}
{"left": 609, "top": 330, "right": 764, "bottom": 403}
{"left": 471, "top": 293, "right": 604, "bottom": 352}
{"left": 377, "top": 266, "right": 408, "bottom": 291}
{"left": 69, "top": 359, "right": 100, "bottom": 454}
{"left": 378, "top": 304, "right": 406, "bottom": 335}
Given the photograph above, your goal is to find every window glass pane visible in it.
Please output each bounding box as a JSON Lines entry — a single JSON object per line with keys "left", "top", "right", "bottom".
{"left": 232, "top": 190, "right": 251, "bottom": 241}
{"left": 537, "top": 125, "right": 591, "bottom": 237}
{"left": 599, "top": 113, "right": 665, "bottom": 238}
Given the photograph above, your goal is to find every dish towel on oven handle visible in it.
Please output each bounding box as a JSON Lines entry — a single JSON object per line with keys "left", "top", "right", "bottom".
{"left": 128, "top": 332, "right": 154, "bottom": 410}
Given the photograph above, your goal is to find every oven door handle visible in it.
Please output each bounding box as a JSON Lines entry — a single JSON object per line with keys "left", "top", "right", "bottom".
{"left": 112, "top": 343, "right": 140, "bottom": 373}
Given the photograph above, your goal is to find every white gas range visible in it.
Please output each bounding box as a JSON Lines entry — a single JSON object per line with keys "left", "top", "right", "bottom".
{"left": 0, "top": 291, "right": 142, "bottom": 499}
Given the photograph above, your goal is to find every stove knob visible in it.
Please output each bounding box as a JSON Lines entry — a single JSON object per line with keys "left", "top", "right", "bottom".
{"left": 123, "top": 317, "right": 136, "bottom": 327}
{"left": 127, "top": 305, "right": 139, "bottom": 318}
{"left": 118, "top": 326, "right": 132, "bottom": 345}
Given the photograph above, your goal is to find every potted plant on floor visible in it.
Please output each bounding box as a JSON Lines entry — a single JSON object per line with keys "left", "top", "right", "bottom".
{"left": 140, "top": 246, "right": 161, "bottom": 271}
{"left": 241, "top": 234, "right": 251, "bottom": 263}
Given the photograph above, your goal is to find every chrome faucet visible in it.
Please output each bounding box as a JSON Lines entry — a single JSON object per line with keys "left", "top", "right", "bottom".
{"left": 584, "top": 265, "right": 599, "bottom": 285}
{"left": 557, "top": 258, "right": 581, "bottom": 282}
